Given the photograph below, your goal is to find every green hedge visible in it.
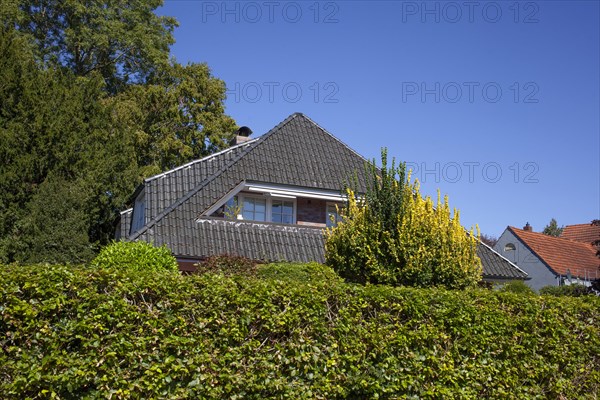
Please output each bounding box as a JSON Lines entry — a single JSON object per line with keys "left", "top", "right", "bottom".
{"left": 257, "top": 262, "right": 343, "bottom": 285}
{"left": 540, "top": 284, "right": 595, "bottom": 297}
{"left": 1, "top": 264, "right": 599, "bottom": 399}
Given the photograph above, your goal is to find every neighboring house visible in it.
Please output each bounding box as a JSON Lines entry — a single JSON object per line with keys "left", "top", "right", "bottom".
{"left": 494, "top": 223, "right": 600, "bottom": 291}
{"left": 117, "top": 112, "right": 527, "bottom": 282}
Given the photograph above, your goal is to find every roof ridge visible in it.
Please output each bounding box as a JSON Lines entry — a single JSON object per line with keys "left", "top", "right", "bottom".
{"left": 298, "top": 113, "right": 372, "bottom": 165}
{"left": 144, "top": 139, "right": 259, "bottom": 183}
{"left": 129, "top": 113, "right": 303, "bottom": 241}
{"left": 510, "top": 226, "right": 598, "bottom": 249}
{"left": 564, "top": 223, "right": 597, "bottom": 228}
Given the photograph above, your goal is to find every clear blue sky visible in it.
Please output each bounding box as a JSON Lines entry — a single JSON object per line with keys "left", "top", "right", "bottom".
{"left": 159, "top": 0, "right": 599, "bottom": 238}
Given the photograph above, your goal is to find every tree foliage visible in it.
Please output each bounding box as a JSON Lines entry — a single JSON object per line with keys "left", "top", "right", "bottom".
{"left": 325, "top": 150, "right": 482, "bottom": 289}
{"left": 5, "top": 0, "right": 177, "bottom": 92}
{"left": 480, "top": 233, "right": 498, "bottom": 247}
{"left": 542, "top": 218, "right": 563, "bottom": 237}
{"left": 0, "top": 27, "right": 139, "bottom": 262}
{"left": 110, "top": 62, "right": 236, "bottom": 173}
{"left": 0, "top": 0, "right": 237, "bottom": 263}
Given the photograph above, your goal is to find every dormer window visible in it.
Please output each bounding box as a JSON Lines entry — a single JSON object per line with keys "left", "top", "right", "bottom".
{"left": 236, "top": 194, "right": 296, "bottom": 224}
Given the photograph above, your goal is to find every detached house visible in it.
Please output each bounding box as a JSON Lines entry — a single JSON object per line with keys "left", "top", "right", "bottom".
{"left": 117, "top": 113, "right": 527, "bottom": 282}
{"left": 495, "top": 223, "right": 600, "bottom": 291}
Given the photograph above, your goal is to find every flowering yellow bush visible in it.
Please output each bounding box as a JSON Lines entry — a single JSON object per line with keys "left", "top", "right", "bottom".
{"left": 326, "top": 150, "right": 481, "bottom": 289}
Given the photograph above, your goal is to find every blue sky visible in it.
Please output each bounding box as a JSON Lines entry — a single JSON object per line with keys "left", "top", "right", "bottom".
{"left": 159, "top": 0, "right": 599, "bottom": 238}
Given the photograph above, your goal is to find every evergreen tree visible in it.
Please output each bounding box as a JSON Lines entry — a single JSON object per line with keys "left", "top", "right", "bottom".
{"left": 542, "top": 218, "right": 563, "bottom": 237}
{"left": 12, "top": 173, "right": 95, "bottom": 264}
{"left": 0, "top": 27, "right": 139, "bottom": 262}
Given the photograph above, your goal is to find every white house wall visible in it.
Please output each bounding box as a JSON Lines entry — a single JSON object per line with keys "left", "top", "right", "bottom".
{"left": 494, "top": 230, "right": 558, "bottom": 291}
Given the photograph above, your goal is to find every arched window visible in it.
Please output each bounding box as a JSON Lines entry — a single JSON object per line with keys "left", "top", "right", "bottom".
{"left": 504, "top": 243, "right": 516, "bottom": 251}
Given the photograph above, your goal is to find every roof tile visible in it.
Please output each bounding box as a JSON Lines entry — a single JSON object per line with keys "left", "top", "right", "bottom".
{"left": 561, "top": 223, "right": 600, "bottom": 245}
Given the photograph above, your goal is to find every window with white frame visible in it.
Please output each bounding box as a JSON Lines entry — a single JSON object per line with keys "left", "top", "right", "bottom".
{"left": 326, "top": 203, "right": 343, "bottom": 227}
{"left": 271, "top": 199, "right": 294, "bottom": 224}
{"left": 242, "top": 196, "right": 266, "bottom": 221}
{"left": 237, "top": 194, "right": 296, "bottom": 224}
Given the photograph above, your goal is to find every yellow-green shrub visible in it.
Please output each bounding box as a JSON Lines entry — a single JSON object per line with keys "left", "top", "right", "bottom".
{"left": 326, "top": 150, "right": 481, "bottom": 289}
{"left": 91, "top": 241, "right": 178, "bottom": 272}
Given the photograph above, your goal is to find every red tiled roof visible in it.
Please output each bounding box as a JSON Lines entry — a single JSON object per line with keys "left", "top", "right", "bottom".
{"left": 509, "top": 226, "right": 600, "bottom": 280}
{"left": 561, "top": 223, "right": 600, "bottom": 245}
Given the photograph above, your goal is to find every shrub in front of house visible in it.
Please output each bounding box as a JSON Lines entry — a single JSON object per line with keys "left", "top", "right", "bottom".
{"left": 498, "top": 280, "right": 536, "bottom": 295}
{"left": 325, "top": 149, "right": 481, "bottom": 289}
{"left": 257, "top": 262, "right": 343, "bottom": 284}
{"left": 1, "top": 264, "right": 599, "bottom": 399}
{"left": 91, "top": 241, "right": 178, "bottom": 272}
{"left": 196, "top": 255, "right": 258, "bottom": 276}
{"left": 540, "top": 284, "right": 594, "bottom": 297}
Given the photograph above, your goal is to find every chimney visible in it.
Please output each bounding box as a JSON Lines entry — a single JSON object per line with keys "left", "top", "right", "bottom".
{"left": 231, "top": 126, "right": 252, "bottom": 145}
{"left": 523, "top": 222, "right": 533, "bottom": 232}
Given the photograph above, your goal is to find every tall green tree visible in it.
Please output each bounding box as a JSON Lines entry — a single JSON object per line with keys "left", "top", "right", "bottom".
{"left": 111, "top": 62, "right": 236, "bottom": 174}
{"left": 0, "top": 0, "right": 237, "bottom": 263}
{"left": 542, "top": 218, "right": 563, "bottom": 237}
{"left": 5, "top": 0, "right": 177, "bottom": 92}
{"left": 0, "top": 27, "right": 140, "bottom": 262}
{"left": 12, "top": 173, "right": 96, "bottom": 264}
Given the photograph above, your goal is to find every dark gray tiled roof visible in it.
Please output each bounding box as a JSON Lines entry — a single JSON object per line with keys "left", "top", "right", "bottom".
{"left": 115, "top": 208, "right": 132, "bottom": 240}
{"left": 149, "top": 217, "right": 526, "bottom": 280}
{"left": 144, "top": 140, "right": 256, "bottom": 222}
{"left": 132, "top": 113, "right": 370, "bottom": 244}
{"left": 477, "top": 242, "right": 529, "bottom": 280}
{"left": 191, "top": 218, "right": 325, "bottom": 263}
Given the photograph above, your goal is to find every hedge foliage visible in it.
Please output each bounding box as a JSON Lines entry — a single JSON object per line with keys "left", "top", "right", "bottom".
{"left": 90, "top": 241, "right": 178, "bottom": 273}
{"left": 196, "top": 255, "right": 258, "bottom": 277}
{"left": 326, "top": 150, "right": 481, "bottom": 289}
{"left": 1, "top": 264, "right": 599, "bottom": 399}
{"left": 540, "top": 284, "right": 596, "bottom": 297}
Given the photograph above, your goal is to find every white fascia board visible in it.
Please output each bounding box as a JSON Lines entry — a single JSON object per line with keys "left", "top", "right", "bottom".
{"left": 145, "top": 139, "right": 258, "bottom": 183}
{"left": 201, "top": 181, "right": 247, "bottom": 217}
{"left": 478, "top": 239, "right": 529, "bottom": 277}
{"left": 246, "top": 182, "right": 347, "bottom": 202}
